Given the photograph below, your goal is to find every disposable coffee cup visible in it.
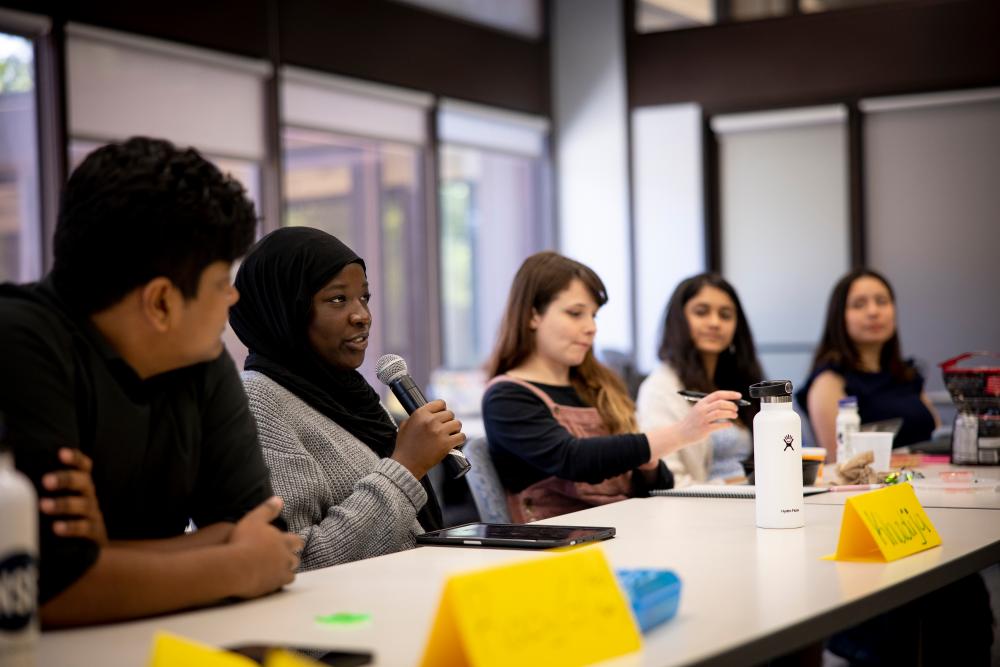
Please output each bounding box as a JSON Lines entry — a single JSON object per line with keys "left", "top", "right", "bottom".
{"left": 849, "top": 432, "right": 893, "bottom": 471}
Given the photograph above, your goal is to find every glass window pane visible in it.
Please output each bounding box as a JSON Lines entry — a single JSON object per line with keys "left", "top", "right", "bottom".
{"left": 636, "top": 0, "right": 715, "bottom": 32}
{"left": 283, "top": 128, "right": 367, "bottom": 251}
{"left": 440, "top": 144, "right": 547, "bottom": 369}
{"left": 0, "top": 32, "right": 40, "bottom": 283}
{"left": 379, "top": 142, "right": 422, "bottom": 359}
{"left": 282, "top": 127, "right": 423, "bottom": 387}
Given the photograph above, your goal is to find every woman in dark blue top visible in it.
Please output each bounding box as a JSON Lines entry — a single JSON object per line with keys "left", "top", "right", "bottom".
{"left": 797, "top": 268, "right": 938, "bottom": 458}
{"left": 799, "top": 271, "right": 990, "bottom": 667}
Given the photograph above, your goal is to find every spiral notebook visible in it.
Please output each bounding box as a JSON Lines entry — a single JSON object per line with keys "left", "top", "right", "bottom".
{"left": 651, "top": 485, "right": 829, "bottom": 499}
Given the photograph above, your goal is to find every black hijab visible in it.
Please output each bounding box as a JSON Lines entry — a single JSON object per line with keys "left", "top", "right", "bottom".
{"left": 230, "top": 226, "right": 442, "bottom": 530}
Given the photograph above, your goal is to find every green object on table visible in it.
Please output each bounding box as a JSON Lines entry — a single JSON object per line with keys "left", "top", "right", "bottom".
{"left": 884, "top": 470, "right": 919, "bottom": 485}
{"left": 316, "top": 612, "right": 372, "bottom": 625}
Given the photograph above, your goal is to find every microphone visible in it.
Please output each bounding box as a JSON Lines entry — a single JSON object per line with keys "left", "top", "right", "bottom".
{"left": 376, "top": 354, "right": 471, "bottom": 479}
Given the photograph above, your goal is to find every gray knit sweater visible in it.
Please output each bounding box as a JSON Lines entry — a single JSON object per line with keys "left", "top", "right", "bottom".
{"left": 241, "top": 370, "right": 426, "bottom": 571}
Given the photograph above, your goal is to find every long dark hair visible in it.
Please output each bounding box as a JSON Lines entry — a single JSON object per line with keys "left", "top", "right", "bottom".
{"left": 486, "top": 251, "right": 637, "bottom": 434}
{"left": 809, "top": 267, "right": 913, "bottom": 382}
{"left": 657, "top": 273, "right": 763, "bottom": 427}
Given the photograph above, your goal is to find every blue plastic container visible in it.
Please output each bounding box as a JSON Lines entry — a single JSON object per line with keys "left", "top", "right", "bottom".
{"left": 614, "top": 569, "right": 682, "bottom": 634}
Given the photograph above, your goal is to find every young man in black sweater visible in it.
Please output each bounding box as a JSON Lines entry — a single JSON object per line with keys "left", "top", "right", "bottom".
{"left": 0, "top": 137, "right": 302, "bottom": 627}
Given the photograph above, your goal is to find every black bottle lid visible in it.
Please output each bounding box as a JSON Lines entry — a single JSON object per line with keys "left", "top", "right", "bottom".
{"left": 749, "top": 380, "right": 794, "bottom": 398}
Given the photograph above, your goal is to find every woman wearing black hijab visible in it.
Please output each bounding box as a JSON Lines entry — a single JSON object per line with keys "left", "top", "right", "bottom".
{"left": 230, "top": 227, "right": 463, "bottom": 571}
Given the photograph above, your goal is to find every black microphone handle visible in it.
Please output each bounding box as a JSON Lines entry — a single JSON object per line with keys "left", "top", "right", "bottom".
{"left": 388, "top": 375, "right": 471, "bottom": 480}
{"left": 389, "top": 375, "right": 427, "bottom": 414}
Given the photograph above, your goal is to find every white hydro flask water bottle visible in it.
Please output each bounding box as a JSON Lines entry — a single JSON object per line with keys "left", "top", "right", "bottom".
{"left": 749, "top": 381, "right": 804, "bottom": 529}
{"left": 0, "top": 414, "right": 39, "bottom": 667}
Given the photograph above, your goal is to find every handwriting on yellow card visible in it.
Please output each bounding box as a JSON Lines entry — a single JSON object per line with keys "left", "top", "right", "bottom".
{"left": 418, "top": 547, "right": 641, "bottom": 667}
{"left": 827, "top": 483, "right": 942, "bottom": 562}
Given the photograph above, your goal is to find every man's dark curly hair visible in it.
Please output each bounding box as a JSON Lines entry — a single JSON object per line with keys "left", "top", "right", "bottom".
{"left": 51, "top": 136, "right": 257, "bottom": 315}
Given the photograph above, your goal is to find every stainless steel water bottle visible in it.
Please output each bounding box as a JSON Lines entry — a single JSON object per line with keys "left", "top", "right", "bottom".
{"left": 749, "top": 381, "right": 804, "bottom": 529}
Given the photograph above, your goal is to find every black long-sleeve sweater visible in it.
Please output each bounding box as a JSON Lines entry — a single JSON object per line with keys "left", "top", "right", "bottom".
{"left": 481, "top": 380, "right": 673, "bottom": 494}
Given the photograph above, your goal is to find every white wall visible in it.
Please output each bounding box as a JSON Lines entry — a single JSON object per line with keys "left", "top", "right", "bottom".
{"left": 714, "top": 106, "right": 850, "bottom": 389}
{"left": 863, "top": 90, "right": 1000, "bottom": 391}
{"left": 632, "top": 103, "right": 705, "bottom": 374}
{"left": 551, "top": 0, "right": 633, "bottom": 355}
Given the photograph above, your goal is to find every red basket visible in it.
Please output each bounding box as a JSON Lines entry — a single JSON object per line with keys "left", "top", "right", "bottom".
{"left": 940, "top": 352, "right": 1000, "bottom": 402}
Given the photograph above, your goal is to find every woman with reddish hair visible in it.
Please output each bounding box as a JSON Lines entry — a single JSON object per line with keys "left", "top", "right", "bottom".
{"left": 482, "top": 252, "right": 741, "bottom": 522}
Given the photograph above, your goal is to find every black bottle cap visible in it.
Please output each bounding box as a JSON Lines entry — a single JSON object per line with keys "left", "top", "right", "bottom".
{"left": 749, "top": 380, "right": 793, "bottom": 398}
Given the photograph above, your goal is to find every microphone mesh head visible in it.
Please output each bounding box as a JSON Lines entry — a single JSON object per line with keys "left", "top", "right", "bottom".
{"left": 375, "top": 354, "right": 408, "bottom": 385}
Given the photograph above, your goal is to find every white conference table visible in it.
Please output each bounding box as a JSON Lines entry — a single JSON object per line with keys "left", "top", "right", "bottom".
{"left": 40, "top": 498, "right": 1000, "bottom": 667}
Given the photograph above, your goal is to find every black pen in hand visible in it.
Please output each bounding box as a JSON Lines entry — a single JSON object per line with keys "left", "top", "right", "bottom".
{"left": 677, "top": 390, "right": 751, "bottom": 407}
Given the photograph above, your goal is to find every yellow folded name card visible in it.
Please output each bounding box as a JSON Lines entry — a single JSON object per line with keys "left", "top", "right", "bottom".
{"left": 829, "top": 483, "right": 942, "bottom": 562}
{"left": 419, "top": 547, "right": 641, "bottom": 667}
{"left": 148, "top": 632, "right": 324, "bottom": 667}
{"left": 148, "top": 633, "right": 255, "bottom": 667}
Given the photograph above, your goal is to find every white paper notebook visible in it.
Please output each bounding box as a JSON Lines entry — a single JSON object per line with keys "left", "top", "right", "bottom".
{"left": 650, "top": 485, "right": 829, "bottom": 499}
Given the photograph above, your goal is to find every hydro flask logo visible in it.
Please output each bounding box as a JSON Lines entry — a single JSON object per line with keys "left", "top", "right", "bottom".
{"left": 0, "top": 552, "right": 37, "bottom": 631}
{"left": 783, "top": 434, "right": 795, "bottom": 451}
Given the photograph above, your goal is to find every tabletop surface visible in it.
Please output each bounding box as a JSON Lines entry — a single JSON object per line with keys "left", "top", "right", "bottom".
{"left": 39, "top": 497, "right": 1000, "bottom": 667}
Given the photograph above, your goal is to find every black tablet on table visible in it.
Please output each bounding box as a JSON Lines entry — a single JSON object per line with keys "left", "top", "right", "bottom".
{"left": 415, "top": 522, "right": 615, "bottom": 549}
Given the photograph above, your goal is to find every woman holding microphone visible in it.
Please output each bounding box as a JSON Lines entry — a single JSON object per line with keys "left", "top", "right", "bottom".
{"left": 230, "top": 227, "right": 462, "bottom": 570}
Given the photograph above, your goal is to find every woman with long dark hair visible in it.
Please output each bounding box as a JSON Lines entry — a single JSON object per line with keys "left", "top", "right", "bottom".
{"left": 230, "top": 227, "right": 462, "bottom": 570}
{"left": 796, "top": 268, "right": 938, "bottom": 459}
{"left": 482, "top": 252, "right": 742, "bottom": 522}
{"left": 800, "top": 270, "right": 988, "bottom": 667}
{"left": 636, "top": 273, "right": 763, "bottom": 485}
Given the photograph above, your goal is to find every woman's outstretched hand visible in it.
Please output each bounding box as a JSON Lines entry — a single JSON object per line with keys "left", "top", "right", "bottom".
{"left": 646, "top": 390, "right": 742, "bottom": 461}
